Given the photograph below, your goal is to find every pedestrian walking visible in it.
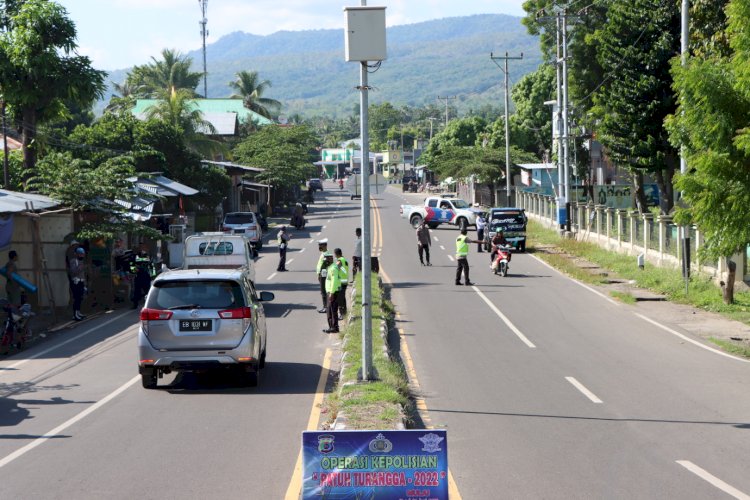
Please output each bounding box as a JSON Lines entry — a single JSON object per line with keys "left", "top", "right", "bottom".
{"left": 416, "top": 219, "right": 432, "bottom": 266}
{"left": 68, "top": 247, "right": 87, "bottom": 320}
{"left": 4, "top": 250, "right": 21, "bottom": 305}
{"left": 334, "top": 248, "right": 349, "bottom": 319}
{"left": 316, "top": 239, "right": 329, "bottom": 313}
{"left": 476, "top": 212, "right": 487, "bottom": 253}
{"left": 455, "top": 228, "right": 480, "bottom": 286}
{"left": 277, "top": 226, "right": 290, "bottom": 272}
{"left": 323, "top": 253, "right": 341, "bottom": 333}
{"left": 351, "top": 228, "right": 362, "bottom": 282}
{"left": 131, "top": 246, "right": 153, "bottom": 309}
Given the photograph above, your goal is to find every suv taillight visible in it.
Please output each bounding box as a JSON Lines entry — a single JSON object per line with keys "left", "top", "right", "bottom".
{"left": 218, "top": 307, "right": 252, "bottom": 319}
{"left": 140, "top": 309, "right": 173, "bottom": 321}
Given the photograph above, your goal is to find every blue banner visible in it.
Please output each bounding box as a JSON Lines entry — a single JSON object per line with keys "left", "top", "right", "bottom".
{"left": 302, "top": 430, "right": 449, "bottom": 499}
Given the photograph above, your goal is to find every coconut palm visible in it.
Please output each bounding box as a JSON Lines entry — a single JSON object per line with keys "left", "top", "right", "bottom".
{"left": 127, "top": 49, "right": 203, "bottom": 97}
{"left": 104, "top": 80, "right": 146, "bottom": 114}
{"left": 229, "top": 70, "right": 281, "bottom": 119}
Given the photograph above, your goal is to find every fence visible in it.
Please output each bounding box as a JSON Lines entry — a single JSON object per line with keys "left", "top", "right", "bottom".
{"left": 517, "top": 191, "right": 749, "bottom": 285}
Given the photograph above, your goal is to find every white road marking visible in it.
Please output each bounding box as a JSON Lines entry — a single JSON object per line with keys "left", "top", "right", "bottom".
{"left": 322, "top": 225, "right": 327, "bottom": 229}
{"left": 309, "top": 239, "right": 315, "bottom": 244}
{"left": 565, "top": 376, "right": 603, "bottom": 403}
{"left": 472, "top": 286, "right": 536, "bottom": 348}
{"left": 299, "top": 247, "right": 306, "bottom": 253}
{"left": 636, "top": 313, "right": 750, "bottom": 363}
{"left": 433, "top": 236, "right": 439, "bottom": 242}
{"left": 0, "top": 375, "right": 140, "bottom": 469}
{"left": 287, "top": 259, "right": 294, "bottom": 264}
{"left": 327, "top": 220, "right": 331, "bottom": 223}
{"left": 677, "top": 461, "right": 750, "bottom": 499}
{"left": 447, "top": 255, "right": 455, "bottom": 262}
{"left": 529, "top": 254, "right": 619, "bottom": 306}
{"left": 440, "top": 245, "right": 445, "bottom": 250}
{"left": 0, "top": 310, "right": 132, "bottom": 375}
{"left": 267, "top": 272, "right": 277, "bottom": 280}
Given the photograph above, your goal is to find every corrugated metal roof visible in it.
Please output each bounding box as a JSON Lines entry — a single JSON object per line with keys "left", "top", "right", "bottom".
{"left": 202, "top": 160, "right": 265, "bottom": 173}
{"left": 518, "top": 163, "right": 556, "bottom": 170}
{"left": 199, "top": 112, "right": 238, "bottom": 135}
{"left": 0, "top": 190, "right": 59, "bottom": 213}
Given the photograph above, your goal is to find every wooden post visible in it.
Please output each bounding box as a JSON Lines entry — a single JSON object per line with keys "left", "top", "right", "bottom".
{"left": 721, "top": 260, "right": 736, "bottom": 305}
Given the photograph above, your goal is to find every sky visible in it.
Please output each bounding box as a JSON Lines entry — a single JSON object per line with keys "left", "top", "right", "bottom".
{"left": 57, "top": 0, "right": 527, "bottom": 71}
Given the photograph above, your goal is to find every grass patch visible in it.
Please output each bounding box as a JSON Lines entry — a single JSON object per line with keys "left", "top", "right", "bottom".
{"left": 610, "top": 291, "right": 637, "bottom": 304}
{"left": 528, "top": 220, "right": 750, "bottom": 326}
{"left": 708, "top": 337, "right": 750, "bottom": 359}
{"left": 323, "top": 275, "right": 409, "bottom": 430}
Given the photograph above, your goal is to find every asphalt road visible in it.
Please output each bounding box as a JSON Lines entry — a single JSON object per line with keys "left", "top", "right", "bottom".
{"left": 381, "top": 186, "right": 750, "bottom": 499}
{"left": 0, "top": 185, "right": 358, "bottom": 499}
{"left": 2, "top": 182, "right": 749, "bottom": 499}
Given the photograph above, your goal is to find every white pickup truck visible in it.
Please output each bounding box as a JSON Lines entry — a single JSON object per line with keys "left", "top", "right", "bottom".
{"left": 400, "top": 196, "right": 483, "bottom": 230}
{"left": 182, "top": 233, "right": 256, "bottom": 282}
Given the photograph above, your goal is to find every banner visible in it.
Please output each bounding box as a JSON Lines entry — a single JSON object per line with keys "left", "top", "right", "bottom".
{"left": 302, "top": 430, "right": 449, "bottom": 499}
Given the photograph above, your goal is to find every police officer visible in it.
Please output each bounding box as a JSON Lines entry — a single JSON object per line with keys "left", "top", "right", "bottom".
{"left": 334, "top": 248, "right": 348, "bottom": 319}
{"left": 316, "top": 239, "right": 329, "bottom": 313}
{"left": 277, "top": 226, "right": 291, "bottom": 272}
{"left": 323, "top": 253, "right": 341, "bottom": 333}
{"left": 455, "top": 228, "right": 480, "bottom": 286}
{"left": 476, "top": 212, "right": 487, "bottom": 252}
{"left": 131, "top": 246, "right": 153, "bottom": 309}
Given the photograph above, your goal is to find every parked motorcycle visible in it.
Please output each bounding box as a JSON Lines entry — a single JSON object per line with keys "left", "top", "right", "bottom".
{"left": 1, "top": 300, "right": 34, "bottom": 354}
{"left": 491, "top": 244, "right": 512, "bottom": 277}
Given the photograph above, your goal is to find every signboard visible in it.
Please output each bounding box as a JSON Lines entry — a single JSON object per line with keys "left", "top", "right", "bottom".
{"left": 388, "top": 149, "right": 402, "bottom": 165}
{"left": 302, "top": 430, "right": 449, "bottom": 500}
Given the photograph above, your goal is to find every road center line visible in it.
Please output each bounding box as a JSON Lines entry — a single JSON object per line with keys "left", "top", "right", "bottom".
{"left": 472, "top": 286, "right": 536, "bottom": 348}
{"left": 309, "top": 238, "right": 315, "bottom": 244}
{"left": 447, "top": 255, "right": 455, "bottom": 262}
{"left": 0, "top": 310, "right": 132, "bottom": 374}
{"left": 635, "top": 313, "right": 750, "bottom": 363}
{"left": 299, "top": 247, "right": 306, "bottom": 253}
{"left": 439, "top": 245, "right": 445, "bottom": 250}
{"left": 285, "top": 349, "right": 332, "bottom": 499}
{"left": 287, "top": 258, "right": 294, "bottom": 264}
{"left": 565, "top": 376, "right": 603, "bottom": 403}
{"left": 677, "top": 461, "right": 750, "bottom": 499}
{"left": 0, "top": 375, "right": 140, "bottom": 469}
{"left": 267, "top": 272, "right": 277, "bottom": 281}
{"left": 322, "top": 225, "right": 327, "bottom": 229}
{"left": 433, "top": 236, "right": 439, "bottom": 242}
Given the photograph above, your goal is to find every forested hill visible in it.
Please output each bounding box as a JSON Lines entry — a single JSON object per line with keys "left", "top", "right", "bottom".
{"left": 105, "top": 14, "right": 542, "bottom": 118}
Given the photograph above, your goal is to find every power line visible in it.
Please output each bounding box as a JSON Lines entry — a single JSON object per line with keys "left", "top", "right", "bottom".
{"left": 436, "top": 95, "right": 456, "bottom": 127}
{"left": 490, "top": 51, "right": 523, "bottom": 205}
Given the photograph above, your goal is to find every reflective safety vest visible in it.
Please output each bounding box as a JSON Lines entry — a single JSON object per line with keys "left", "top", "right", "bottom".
{"left": 456, "top": 235, "right": 469, "bottom": 258}
{"left": 325, "top": 264, "right": 341, "bottom": 293}
{"left": 337, "top": 257, "right": 349, "bottom": 282}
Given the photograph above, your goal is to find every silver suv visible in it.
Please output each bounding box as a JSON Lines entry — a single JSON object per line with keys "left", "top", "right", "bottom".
{"left": 137, "top": 268, "right": 274, "bottom": 389}
{"left": 222, "top": 212, "right": 263, "bottom": 250}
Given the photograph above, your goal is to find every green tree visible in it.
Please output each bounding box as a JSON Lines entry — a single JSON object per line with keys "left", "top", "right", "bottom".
{"left": 505, "top": 64, "right": 555, "bottom": 158}
{"left": 368, "top": 102, "right": 404, "bottom": 150}
{"left": 233, "top": 124, "right": 318, "bottom": 191}
{"left": 422, "top": 116, "right": 488, "bottom": 165}
{"left": 591, "top": 0, "right": 680, "bottom": 214}
{"left": 126, "top": 49, "right": 202, "bottom": 97}
{"left": 229, "top": 70, "right": 281, "bottom": 120}
{"left": 666, "top": 0, "right": 750, "bottom": 264}
{"left": 0, "top": 0, "right": 106, "bottom": 173}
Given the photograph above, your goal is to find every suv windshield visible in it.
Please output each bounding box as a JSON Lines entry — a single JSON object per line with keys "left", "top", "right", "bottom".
{"left": 224, "top": 213, "right": 255, "bottom": 225}
{"left": 452, "top": 199, "right": 470, "bottom": 209}
{"left": 490, "top": 211, "right": 526, "bottom": 231}
{"left": 147, "top": 280, "right": 245, "bottom": 310}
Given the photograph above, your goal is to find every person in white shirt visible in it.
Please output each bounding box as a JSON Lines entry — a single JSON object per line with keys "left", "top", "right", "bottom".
{"left": 476, "top": 212, "right": 488, "bottom": 253}
{"left": 351, "top": 227, "right": 362, "bottom": 282}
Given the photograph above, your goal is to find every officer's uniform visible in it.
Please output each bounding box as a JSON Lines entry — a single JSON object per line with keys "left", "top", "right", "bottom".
{"left": 316, "top": 240, "right": 329, "bottom": 312}
{"left": 277, "top": 228, "right": 290, "bottom": 272}
{"left": 131, "top": 252, "right": 153, "bottom": 308}
{"left": 476, "top": 215, "right": 487, "bottom": 252}
{"left": 336, "top": 255, "right": 349, "bottom": 318}
{"left": 324, "top": 257, "right": 341, "bottom": 333}
{"left": 455, "top": 233, "right": 473, "bottom": 286}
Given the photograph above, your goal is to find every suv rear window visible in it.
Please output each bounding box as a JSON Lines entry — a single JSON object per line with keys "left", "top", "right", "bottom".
{"left": 199, "top": 242, "right": 234, "bottom": 255}
{"left": 224, "top": 213, "right": 255, "bottom": 224}
{"left": 147, "top": 280, "right": 245, "bottom": 310}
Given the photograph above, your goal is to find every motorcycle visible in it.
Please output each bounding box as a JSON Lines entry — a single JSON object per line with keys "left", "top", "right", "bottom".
{"left": 338, "top": 179, "right": 344, "bottom": 190}
{"left": 490, "top": 244, "right": 512, "bottom": 277}
{"left": 1, "top": 300, "right": 34, "bottom": 354}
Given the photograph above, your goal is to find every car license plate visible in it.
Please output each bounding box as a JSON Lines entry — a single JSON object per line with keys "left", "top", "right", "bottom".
{"left": 179, "top": 320, "right": 212, "bottom": 332}
{"left": 234, "top": 229, "right": 245, "bottom": 233}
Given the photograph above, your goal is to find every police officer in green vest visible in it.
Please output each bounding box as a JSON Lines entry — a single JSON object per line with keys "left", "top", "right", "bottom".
{"left": 455, "top": 228, "right": 480, "bottom": 286}
{"left": 323, "top": 253, "right": 342, "bottom": 333}
{"left": 334, "top": 248, "right": 349, "bottom": 319}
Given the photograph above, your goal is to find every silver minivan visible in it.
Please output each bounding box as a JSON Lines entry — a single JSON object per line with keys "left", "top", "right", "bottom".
{"left": 137, "top": 268, "right": 274, "bottom": 389}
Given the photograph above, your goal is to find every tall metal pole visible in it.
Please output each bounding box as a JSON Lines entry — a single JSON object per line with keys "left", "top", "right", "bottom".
{"left": 562, "top": 9, "right": 571, "bottom": 225}
{"left": 491, "top": 52, "right": 523, "bottom": 206}
{"left": 199, "top": 0, "right": 208, "bottom": 98}
{"left": 359, "top": 0, "right": 373, "bottom": 381}
{"left": 437, "top": 96, "right": 456, "bottom": 128}
{"left": 555, "top": 12, "right": 564, "bottom": 228}
{"left": 1, "top": 100, "right": 8, "bottom": 189}
{"left": 680, "top": 0, "right": 690, "bottom": 294}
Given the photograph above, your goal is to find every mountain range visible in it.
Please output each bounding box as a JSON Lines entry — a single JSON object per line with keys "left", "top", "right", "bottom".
{"left": 103, "top": 14, "right": 542, "bottom": 119}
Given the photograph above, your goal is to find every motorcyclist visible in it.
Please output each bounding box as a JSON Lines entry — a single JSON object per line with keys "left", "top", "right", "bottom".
{"left": 338, "top": 178, "right": 344, "bottom": 190}
{"left": 490, "top": 231, "right": 512, "bottom": 264}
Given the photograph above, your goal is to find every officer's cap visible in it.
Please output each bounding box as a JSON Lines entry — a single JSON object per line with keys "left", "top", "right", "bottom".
{"left": 318, "top": 238, "right": 328, "bottom": 246}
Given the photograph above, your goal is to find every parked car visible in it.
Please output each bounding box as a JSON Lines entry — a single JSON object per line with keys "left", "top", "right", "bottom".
{"left": 400, "top": 196, "right": 483, "bottom": 231}
{"left": 221, "top": 212, "right": 263, "bottom": 250}
{"left": 308, "top": 178, "right": 324, "bottom": 191}
{"left": 137, "top": 268, "right": 274, "bottom": 388}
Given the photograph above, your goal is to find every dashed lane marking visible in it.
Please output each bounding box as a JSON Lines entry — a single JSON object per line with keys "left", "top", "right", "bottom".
{"left": 447, "top": 255, "right": 455, "bottom": 262}
{"left": 472, "top": 286, "right": 536, "bottom": 348}
{"left": 287, "top": 259, "right": 294, "bottom": 264}
{"left": 267, "top": 272, "right": 277, "bottom": 281}
{"left": 439, "top": 245, "right": 445, "bottom": 250}
{"left": 676, "top": 461, "right": 750, "bottom": 499}
{"left": 565, "top": 376, "right": 603, "bottom": 404}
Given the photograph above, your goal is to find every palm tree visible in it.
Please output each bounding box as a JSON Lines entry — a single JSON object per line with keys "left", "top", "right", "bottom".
{"left": 229, "top": 70, "right": 281, "bottom": 119}
{"left": 127, "top": 49, "right": 203, "bottom": 97}
{"left": 145, "top": 87, "right": 224, "bottom": 157}
{"left": 104, "top": 81, "right": 146, "bottom": 114}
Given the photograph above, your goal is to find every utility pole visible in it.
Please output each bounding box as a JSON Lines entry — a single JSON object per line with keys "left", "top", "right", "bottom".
{"left": 490, "top": 51, "right": 523, "bottom": 206}
{"left": 437, "top": 95, "right": 456, "bottom": 128}
{"left": 680, "top": 0, "right": 690, "bottom": 294}
{"left": 198, "top": 0, "right": 209, "bottom": 98}
{"left": 1, "top": 100, "right": 8, "bottom": 189}
{"left": 561, "top": 9, "right": 571, "bottom": 230}
{"left": 428, "top": 117, "right": 436, "bottom": 140}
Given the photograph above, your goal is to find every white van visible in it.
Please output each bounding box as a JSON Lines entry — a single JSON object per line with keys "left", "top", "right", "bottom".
{"left": 182, "top": 233, "right": 256, "bottom": 282}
